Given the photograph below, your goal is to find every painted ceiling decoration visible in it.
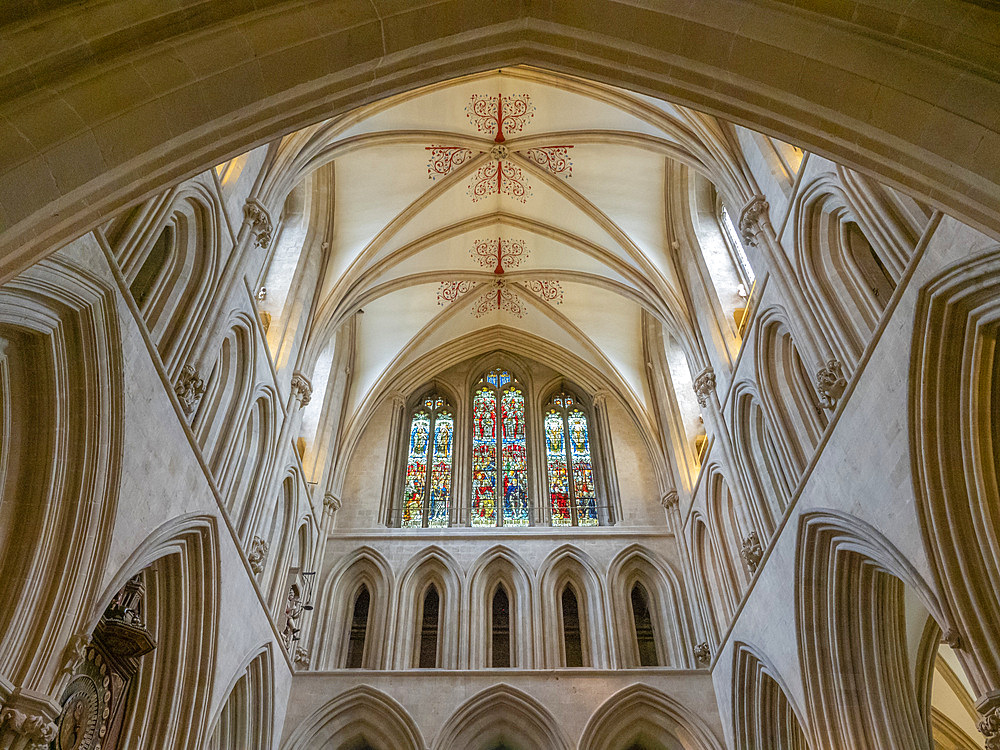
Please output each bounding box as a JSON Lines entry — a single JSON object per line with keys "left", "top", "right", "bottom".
{"left": 436, "top": 236, "right": 563, "bottom": 319}
{"left": 425, "top": 92, "right": 574, "bottom": 203}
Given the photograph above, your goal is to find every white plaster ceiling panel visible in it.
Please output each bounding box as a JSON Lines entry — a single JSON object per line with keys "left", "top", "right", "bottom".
{"left": 326, "top": 144, "right": 439, "bottom": 284}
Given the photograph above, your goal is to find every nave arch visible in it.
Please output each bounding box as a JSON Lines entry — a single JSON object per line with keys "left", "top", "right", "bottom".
{"left": 3, "top": 1, "right": 998, "bottom": 283}
{"left": 730, "top": 642, "right": 811, "bottom": 750}
{"left": 431, "top": 683, "right": 571, "bottom": 750}
{"left": 910, "top": 246, "right": 1000, "bottom": 713}
{"left": 0, "top": 251, "right": 123, "bottom": 698}
{"left": 578, "top": 683, "right": 725, "bottom": 750}
{"left": 207, "top": 645, "right": 276, "bottom": 750}
{"left": 280, "top": 685, "right": 423, "bottom": 750}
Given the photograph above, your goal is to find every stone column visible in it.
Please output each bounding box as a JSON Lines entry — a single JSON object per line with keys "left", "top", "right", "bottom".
{"left": 692, "top": 366, "right": 755, "bottom": 540}
{"left": 659, "top": 490, "right": 703, "bottom": 669}
{"left": 590, "top": 391, "right": 623, "bottom": 525}
{"left": 378, "top": 393, "right": 407, "bottom": 527}
{"left": 739, "top": 196, "right": 846, "bottom": 409}
{"left": 182, "top": 197, "right": 277, "bottom": 414}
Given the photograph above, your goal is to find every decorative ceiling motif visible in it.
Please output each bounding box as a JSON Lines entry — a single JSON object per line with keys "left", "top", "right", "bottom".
{"left": 437, "top": 236, "right": 562, "bottom": 319}
{"left": 426, "top": 93, "right": 574, "bottom": 203}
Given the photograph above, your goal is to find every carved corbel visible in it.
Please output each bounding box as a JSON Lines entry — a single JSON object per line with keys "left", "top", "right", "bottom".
{"left": 979, "top": 705, "right": 1000, "bottom": 750}
{"left": 693, "top": 641, "right": 711, "bottom": 666}
{"left": 243, "top": 199, "right": 274, "bottom": 249}
{"left": 293, "top": 646, "right": 310, "bottom": 669}
{"left": 290, "top": 371, "right": 313, "bottom": 407}
{"left": 816, "top": 358, "right": 847, "bottom": 410}
{"left": 738, "top": 194, "right": 770, "bottom": 247}
{"left": 247, "top": 536, "right": 269, "bottom": 576}
{"left": 740, "top": 531, "right": 764, "bottom": 573}
{"left": 0, "top": 707, "right": 57, "bottom": 747}
{"left": 174, "top": 364, "right": 205, "bottom": 415}
{"left": 323, "top": 493, "right": 342, "bottom": 515}
{"left": 693, "top": 368, "right": 716, "bottom": 409}
{"left": 660, "top": 490, "right": 679, "bottom": 511}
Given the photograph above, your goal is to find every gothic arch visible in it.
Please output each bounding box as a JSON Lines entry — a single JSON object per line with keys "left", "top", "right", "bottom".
{"left": 206, "top": 645, "right": 275, "bottom": 750}
{"left": 793, "top": 178, "right": 891, "bottom": 367}
{"left": 607, "top": 545, "right": 689, "bottom": 668}
{"left": 431, "top": 683, "right": 570, "bottom": 750}
{"left": 219, "top": 389, "right": 279, "bottom": 541}
{"left": 731, "top": 381, "right": 792, "bottom": 534}
{"left": 705, "top": 465, "right": 748, "bottom": 589}
{"left": 688, "top": 515, "right": 734, "bottom": 649}
{"left": 910, "top": 247, "right": 1000, "bottom": 700}
{"left": 578, "top": 683, "right": 725, "bottom": 750}
{"left": 755, "top": 308, "right": 827, "bottom": 478}
{"left": 312, "top": 547, "right": 394, "bottom": 670}
{"left": 195, "top": 315, "right": 257, "bottom": 468}
{"left": 392, "top": 546, "right": 463, "bottom": 669}
{"left": 280, "top": 685, "right": 423, "bottom": 750}
{"left": 537, "top": 545, "right": 610, "bottom": 668}
{"left": 731, "top": 642, "right": 811, "bottom": 750}
{"left": 93, "top": 513, "right": 221, "bottom": 750}
{"left": 0, "top": 252, "right": 124, "bottom": 698}
{"left": 465, "top": 546, "right": 536, "bottom": 668}
{"left": 795, "top": 510, "right": 943, "bottom": 750}
{"left": 111, "top": 180, "right": 224, "bottom": 376}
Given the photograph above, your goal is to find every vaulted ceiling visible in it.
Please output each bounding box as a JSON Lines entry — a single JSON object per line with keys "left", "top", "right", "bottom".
{"left": 262, "top": 67, "right": 755, "bottom": 439}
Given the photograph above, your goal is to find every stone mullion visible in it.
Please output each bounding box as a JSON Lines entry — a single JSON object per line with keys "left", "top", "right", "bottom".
{"left": 693, "top": 369, "right": 755, "bottom": 542}
{"left": 378, "top": 393, "right": 407, "bottom": 527}
{"left": 660, "top": 491, "right": 701, "bottom": 668}
{"left": 590, "top": 392, "right": 622, "bottom": 525}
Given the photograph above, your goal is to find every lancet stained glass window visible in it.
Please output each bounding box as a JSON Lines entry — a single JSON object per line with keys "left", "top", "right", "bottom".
{"left": 472, "top": 368, "right": 529, "bottom": 526}
{"left": 401, "top": 395, "right": 452, "bottom": 527}
{"left": 545, "top": 392, "right": 598, "bottom": 526}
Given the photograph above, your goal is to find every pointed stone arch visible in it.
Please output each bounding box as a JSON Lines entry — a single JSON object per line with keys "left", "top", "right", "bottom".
{"left": 206, "top": 644, "right": 275, "bottom": 750}
{"left": 312, "top": 546, "right": 394, "bottom": 669}
{"left": 688, "top": 514, "right": 733, "bottom": 650}
{"left": 281, "top": 685, "right": 423, "bottom": 750}
{"left": 607, "top": 544, "right": 690, "bottom": 668}
{"left": 578, "top": 683, "right": 724, "bottom": 750}
{"left": 537, "top": 544, "right": 610, "bottom": 668}
{"left": 0, "top": 249, "right": 124, "bottom": 707}
{"left": 392, "top": 545, "right": 463, "bottom": 669}
{"left": 93, "top": 513, "right": 221, "bottom": 750}
{"left": 910, "top": 246, "right": 1000, "bottom": 714}
{"left": 431, "top": 683, "right": 570, "bottom": 750}
{"left": 731, "top": 641, "right": 811, "bottom": 750}
{"left": 465, "top": 546, "right": 536, "bottom": 668}
{"left": 795, "top": 510, "right": 944, "bottom": 750}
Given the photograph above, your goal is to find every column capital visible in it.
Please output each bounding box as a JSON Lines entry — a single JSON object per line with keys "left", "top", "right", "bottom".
{"left": 693, "top": 367, "right": 716, "bottom": 408}
{"left": 661, "top": 490, "right": 679, "bottom": 510}
{"left": 290, "top": 371, "right": 313, "bottom": 407}
{"left": 979, "top": 704, "right": 1000, "bottom": 749}
{"left": 591, "top": 389, "right": 610, "bottom": 407}
{"left": 738, "top": 194, "right": 770, "bottom": 247}
{"left": 323, "top": 493, "right": 342, "bottom": 514}
{"left": 243, "top": 198, "right": 274, "bottom": 249}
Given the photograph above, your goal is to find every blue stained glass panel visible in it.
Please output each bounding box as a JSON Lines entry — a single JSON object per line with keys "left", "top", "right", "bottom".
{"left": 485, "top": 368, "right": 512, "bottom": 391}
{"left": 428, "top": 411, "right": 453, "bottom": 527}
{"left": 501, "top": 388, "right": 529, "bottom": 526}
{"left": 472, "top": 388, "right": 497, "bottom": 526}
{"left": 545, "top": 410, "right": 571, "bottom": 525}
{"left": 568, "top": 409, "right": 598, "bottom": 526}
{"left": 402, "top": 412, "right": 430, "bottom": 527}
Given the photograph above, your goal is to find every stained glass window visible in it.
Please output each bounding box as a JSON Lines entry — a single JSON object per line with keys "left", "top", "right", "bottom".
{"left": 545, "top": 393, "right": 599, "bottom": 526}
{"left": 400, "top": 395, "right": 453, "bottom": 527}
{"left": 472, "top": 368, "right": 529, "bottom": 526}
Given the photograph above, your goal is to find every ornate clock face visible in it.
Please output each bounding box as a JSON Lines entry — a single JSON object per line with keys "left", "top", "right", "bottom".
{"left": 58, "top": 675, "right": 100, "bottom": 750}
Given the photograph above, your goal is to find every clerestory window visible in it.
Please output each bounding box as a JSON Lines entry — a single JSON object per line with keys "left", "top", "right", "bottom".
{"left": 471, "top": 368, "right": 528, "bottom": 527}
{"left": 544, "top": 392, "right": 598, "bottom": 526}
{"left": 400, "top": 394, "right": 453, "bottom": 528}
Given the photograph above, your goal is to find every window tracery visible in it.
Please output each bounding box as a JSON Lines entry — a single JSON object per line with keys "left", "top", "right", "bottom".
{"left": 544, "top": 392, "right": 598, "bottom": 526}
{"left": 472, "top": 368, "right": 528, "bottom": 527}
{"left": 401, "top": 395, "right": 453, "bottom": 528}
